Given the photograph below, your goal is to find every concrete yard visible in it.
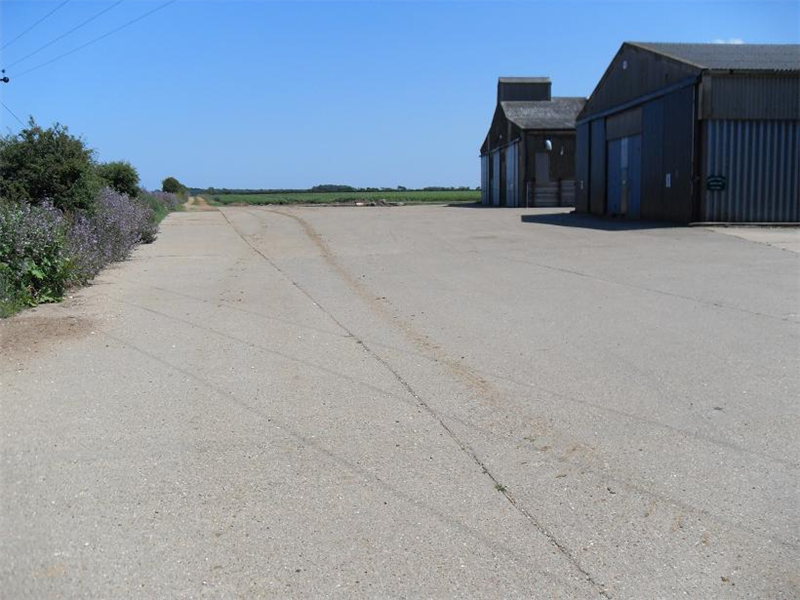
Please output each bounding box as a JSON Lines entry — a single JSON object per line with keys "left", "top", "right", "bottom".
{"left": 706, "top": 225, "right": 800, "bottom": 254}
{"left": 1, "top": 205, "right": 798, "bottom": 599}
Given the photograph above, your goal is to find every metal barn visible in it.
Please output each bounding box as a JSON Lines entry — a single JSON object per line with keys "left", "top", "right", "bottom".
{"left": 480, "top": 78, "right": 585, "bottom": 207}
{"left": 576, "top": 42, "right": 800, "bottom": 222}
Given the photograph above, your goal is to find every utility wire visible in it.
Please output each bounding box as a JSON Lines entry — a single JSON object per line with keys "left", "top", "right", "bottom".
{"left": 1, "top": 101, "right": 26, "bottom": 127}
{"left": 1, "top": 1, "right": 71, "bottom": 50}
{"left": 11, "top": 0, "right": 177, "bottom": 79}
{"left": 5, "top": 1, "right": 125, "bottom": 70}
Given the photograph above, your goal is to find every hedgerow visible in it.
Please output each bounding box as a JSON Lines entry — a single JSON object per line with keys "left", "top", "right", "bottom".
{"left": 0, "top": 118, "right": 184, "bottom": 316}
{"left": 0, "top": 200, "right": 72, "bottom": 310}
{"left": 0, "top": 188, "right": 181, "bottom": 315}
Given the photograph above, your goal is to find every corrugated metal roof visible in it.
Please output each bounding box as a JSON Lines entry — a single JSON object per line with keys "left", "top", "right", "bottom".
{"left": 501, "top": 97, "right": 586, "bottom": 130}
{"left": 630, "top": 42, "right": 800, "bottom": 72}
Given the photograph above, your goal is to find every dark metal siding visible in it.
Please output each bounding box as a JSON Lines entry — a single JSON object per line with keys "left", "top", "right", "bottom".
{"left": 702, "top": 119, "right": 800, "bottom": 222}
{"left": 490, "top": 150, "right": 501, "bottom": 206}
{"left": 575, "top": 123, "right": 590, "bottom": 212}
{"left": 505, "top": 142, "right": 519, "bottom": 207}
{"left": 702, "top": 74, "right": 800, "bottom": 120}
{"left": 662, "top": 86, "right": 696, "bottom": 222}
{"left": 483, "top": 87, "right": 581, "bottom": 207}
{"left": 606, "top": 107, "right": 642, "bottom": 140}
{"left": 498, "top": 81, "right": 551, "bottom": 102}
{"left": 606, "top": 136, "right": 643, "bottom": 218}
{"left": 499, "top": 148, "right": 507, "bottom": 206}
{"left": 578, "top": 43, "right": 799, "bottom": 222}
{"left": 589, "top": 119, "right": 606, "bottom": 215}
{"left": 641, "top": 98, "right": 665, "bottom": 219}
{"left": 607, "top": 138, "right": 623, "bottom": 215}
{"left": 580, "top": 44, "right": 701, "bottom": 119}
{"left": 518, "top": 135, "right": 527, "bottom": 207}
{"left": 480, "top": 155, "right": 489, "bottom": 205}
{"left": 524, "top": 132, "right": 577, "bottom": 181}
{"left": 486, "top": 105, "right": 522, "bottom": 151}
{"left": 585, "top": 86, "right": 696, "bottom": 221}
{"left": 628, "top": 135, "right": 642, "bottom": 218}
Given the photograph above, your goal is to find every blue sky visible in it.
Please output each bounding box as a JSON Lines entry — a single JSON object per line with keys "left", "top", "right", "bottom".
{"left": 1, "top": 0, "right": 798, "bottom": 190}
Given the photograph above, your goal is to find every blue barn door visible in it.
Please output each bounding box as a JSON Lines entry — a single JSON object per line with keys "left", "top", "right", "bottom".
{"left": 607, "top": 136, "right": 642, "bottom": 218}
{"left": 607, "top": 139, "right": 622, "bottom": 215}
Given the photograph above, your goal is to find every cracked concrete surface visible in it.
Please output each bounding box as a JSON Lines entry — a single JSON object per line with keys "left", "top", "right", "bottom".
{"left": 705, "top": 226, "right": 800, "bottom": 254}
{"left": 2, "top": 206, "right": 798, "bottom": 598}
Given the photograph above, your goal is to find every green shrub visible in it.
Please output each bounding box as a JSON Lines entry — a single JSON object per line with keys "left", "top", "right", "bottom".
{"left": 0, "top": 119, "right": 101, "bottom": 212}
{"left": 97, "top": 161, "right": 140, "bottom": 198}
{"left": 0, "top": 199, "right": 72, "bottom": 307}
{"left": 161, "top": 176, "right": 188, "bottom": 196}
{"left": 138, "top": 190, "right": 181, "bottom": 227}
{"left": 0, "top": 267, "right": 30, "bottom": 317}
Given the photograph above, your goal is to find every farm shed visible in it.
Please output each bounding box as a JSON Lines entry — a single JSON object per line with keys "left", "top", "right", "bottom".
{"left": 575, "top": 42, "right": 800, "bottom": 222}
{"left": 480, "top": 78, "right": 585, "bottom": 207}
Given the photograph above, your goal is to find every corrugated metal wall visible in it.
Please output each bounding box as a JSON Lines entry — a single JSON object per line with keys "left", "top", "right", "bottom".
{"left": 505, "top": 142, "right": 519, "bottom": 207}
{"left": 491, "top": 150, "right": 501, "bottom": 206}
{"left": 641, "top": 98, "right": 665, "bottom": 219}
{"left": 480, "top": 155, "right": 489, "bottom": 205}
{"left": 661, "top": 86, "right": 696, "bottom": 222}
{"left": 581, "top": 86, "right": 697, "bottom": 220}
{"left": 589, "top": 119, "right": 606, "bottom": 214}
{"left": 498, "top": 81, "right": 551, "bottom": 102}
{"left": 701, "top": 75, "right": 800, "bottom": 120}
{"left": 575, "top": 123, "right": 590, "bottom": 212}
{"left": 606, "top": 107, "right": 642, "bottom": 140}
{"left": 702, "top": 120, "right": 800, "bottom": 222}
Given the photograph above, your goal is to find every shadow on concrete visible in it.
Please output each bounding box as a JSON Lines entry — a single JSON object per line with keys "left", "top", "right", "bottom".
{"left": 520, "top": 212, "right": 679, "bottom": 231}
{"left": 446, "top": 202, "right": 488, "bottom": 208}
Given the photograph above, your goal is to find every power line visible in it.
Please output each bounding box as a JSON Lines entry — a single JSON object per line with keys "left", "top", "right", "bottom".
{"left": 11, "top": 0, "right": 177, "bottom": 80}
{"left": 1, "top": 1, "right": 71, "bottom": 50}
{"left": 1, "top": 101, "right": 26, "bottom": 127}
{"left": 5, "top": 1, "right": 125, "bottom": 71}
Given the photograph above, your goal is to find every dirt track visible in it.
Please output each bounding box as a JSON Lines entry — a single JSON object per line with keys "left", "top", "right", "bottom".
{"left": 184, "top": 195, "right": 216, "bottom": 211}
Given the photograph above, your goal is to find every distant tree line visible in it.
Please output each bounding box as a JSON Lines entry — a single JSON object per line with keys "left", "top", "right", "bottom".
{"left": 189, "top": 184, "right": 479, "bottom": 195}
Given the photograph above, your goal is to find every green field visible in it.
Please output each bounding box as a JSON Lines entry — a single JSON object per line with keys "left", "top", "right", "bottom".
{"left": 204, "top": 190, "right": 480, "bottom": 206}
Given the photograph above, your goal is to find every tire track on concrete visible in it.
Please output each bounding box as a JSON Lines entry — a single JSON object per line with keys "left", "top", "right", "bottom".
{"left": 91, "top": 329, "right": 594, "bottom": 596}
{"left": 255, "top": 208, "right": 500, "bottom": 402}
{"left": 92, "top": 292, "right": 800, "bottom": 552}
{"left": 221, "top": 207, "right": 611, "bottom": 598}
{"left": 99, "top": 293, "right": 409, "bottom": 409}
{"left": 107, "top": 209, "right": 800, "bottom": 555}
{"left": 124, "top": 274, "right": 796, "bottom": 470}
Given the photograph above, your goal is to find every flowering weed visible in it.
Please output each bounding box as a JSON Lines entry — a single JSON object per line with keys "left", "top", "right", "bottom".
{"left": 1, "top": 188, "right": 181, "bottom": 316}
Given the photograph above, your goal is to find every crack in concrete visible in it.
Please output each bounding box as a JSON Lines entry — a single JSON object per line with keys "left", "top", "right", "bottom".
{"left": 220, "top": 207, "right": 611, "bottom": 598}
